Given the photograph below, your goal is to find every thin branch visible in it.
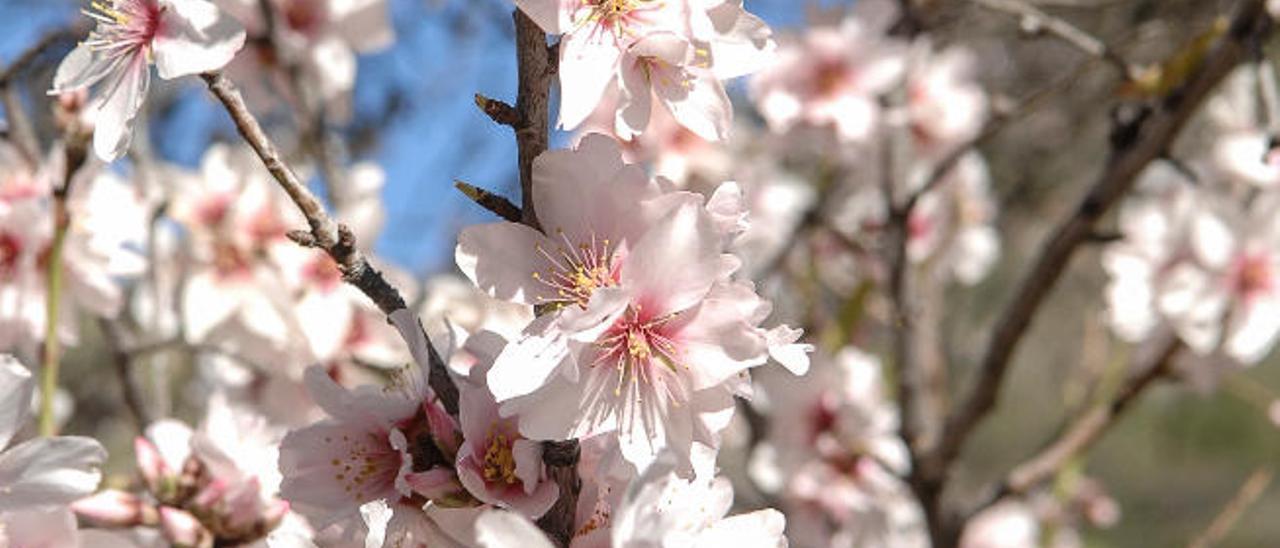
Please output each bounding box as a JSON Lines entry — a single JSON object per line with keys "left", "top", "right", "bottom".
{"left": 933, "top": 1, "right": 1270, "bottom": 482}
{"left": 255, "top": 0, "right": 350, "bottom": 209}
{"left": 0, "top": 26, "right": 82, "bottom": 85}
{"left": 474, "top": 93, "right": 521, "bottom": 128}
{"left": 200, "top": 71, "right": 460, "bottom": 415}
{"left": 98, "top": 318, "right": 152, "bottom": 432}
{"left": 1188, "top": 467, "right": 1275, "bottom": 548}
{"left": 455, "top": 180, "right": 522, "bottom": 223}
{"left": 970, "top": 0, "right": 1136, "bottom": 80}
{"left": 967, "top": 333, "right": 1180, "bottom": 514}
{"left": 0, "top": 26, "right": 83, "bottom": 167}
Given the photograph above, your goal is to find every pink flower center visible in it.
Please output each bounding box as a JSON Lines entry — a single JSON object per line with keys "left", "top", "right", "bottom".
{"left": 213, "top": 241, "right": 251, "bottom": 279}
{"left": 196, "top": 194, "right": 233, "bottom": 227}
{"left": 577, "top": 0, "right": 662, "bottom": 44}
{"left": 1233, "top": 251, "right": 1274, "bottom": 299}
{"left": 0, "top": 232, "right": 21, "bottom": 280}
{"left": 83, "top": 0, "right": 163, "bottom": 55}
{"left": 279, "top": 0, "right": 329, "bottom": 36}
{"left": 532, "top": 229, "right": 618, "bottom": 308}
{"left": 807, "top": 392, "right": 838, "bottom": 443}
{"left": 812, "top": 59, "right": 852, "bottom": 99}
{"left": 304, "top": 254, "right": 343, "bottom": 290}
{"left": 593, "top": 303, "right": 683, "bottom": 396}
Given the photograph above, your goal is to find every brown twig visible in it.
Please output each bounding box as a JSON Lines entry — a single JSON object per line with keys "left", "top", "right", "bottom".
{"left": 200, "top": 71, "right": 460, "bottom": 415}
{"left": 455, "top": 180, "right": 522, "bottom": 223}
{"left": 970, "top": 0, "right": 1136, "bottom": 80}
{"left": 932, "top": 2, "right": 1270, "bottom": 488}
{"left": 1188, "top": 467, "right": 1275, "bottom": 548}
{"left": 966, "top": 333, "right": 1180, "bottom": 516}
{"left": 474, "top": 93, "right": 522, "bottom": 128}
{"left": 0, "top": 26, "right": 83, "bottom": 168}
{"left": 512, "top": 11, "right": 554, "bottom": 229}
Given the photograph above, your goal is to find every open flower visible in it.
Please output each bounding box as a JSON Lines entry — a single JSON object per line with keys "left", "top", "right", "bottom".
{"left": 457, "top": 135, "right": 809, "bottom": 475}
{"left": 278, "top": 311, "right": 470, "bottom": 546}
{"left": 455, "top": 331, "right": 558, "bottom": 519}
{"left": 51, "top": 0, "right": 246, "bottom": 160}
{"left": 515, "top": 0, "right": 774, "bottom": 140}
{"left": 750, "top": 0, "right": 905, "bottom": 142}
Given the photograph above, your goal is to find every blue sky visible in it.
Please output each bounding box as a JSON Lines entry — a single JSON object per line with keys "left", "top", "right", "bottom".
{"left": 0, "top": 0, "right": 842, "bottom": 276}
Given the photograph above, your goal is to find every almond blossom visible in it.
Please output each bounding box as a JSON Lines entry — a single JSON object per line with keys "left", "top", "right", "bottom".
{"left": 905, "top": 42, "right": 988, "bottom": 156}
{"left": 1103, "top": 159, "right": 1280, "bottom": 364}
{"left": 215, "top": 0, "right": 395, "bottom": 118}
{"left": 0, "top": 154, "right": 147, "bottom": 356}
{"left": 77, "top": 394, "right": 296, "bottom": 546}
{"left": 750, "top": 347, "right": 926, "bottom": 548}
{"left": 454, "top": 331, "right": 558, "bottom": 519}
{"left": 51, "top": 0, "right": 246, "bottom": 160}
{"left": 457, "top": 134, "right": 809, "bottom": 474}
{"left": 472, "top": 449, "right": 786, "bottom": 548}
{"left": 750, "top": 0, "right": 905, "bottom": 142}
{"left": 514, "top": 0, "right": 775, "bottom": 141}
{"left": 277, "top": 311, "right": 474, "bottom": 546}
{"left": 170, "top": 144, "right": 304, "bottom": 364}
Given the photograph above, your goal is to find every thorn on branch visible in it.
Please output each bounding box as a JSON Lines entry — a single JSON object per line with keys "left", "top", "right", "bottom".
{"left": 475, "top": 93, "right": 521, "bottom": 127}
{"left": 455, "top": 180, "right": 522, "bottom": 222}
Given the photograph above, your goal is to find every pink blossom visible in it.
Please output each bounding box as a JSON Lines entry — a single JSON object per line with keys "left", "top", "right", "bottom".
{"left": 515, "top": 0, "right": 774, "bottom": 140}
{"left": 458, "top": 135, "right": 808, "bottom": 474}
{"left": 51, "top": 0, "right": 246, "bottom": 160}
{"left": 215, "top": 0, "right": 394, "bottom": 118}
{"left": 455, "top": 331, "right": 558, "bottom": 519}
{"left": 750, "top": 0, "right": 905, "bottom": 142}
{"left": 277, "top": 323, "right": 468, "bottom": 546}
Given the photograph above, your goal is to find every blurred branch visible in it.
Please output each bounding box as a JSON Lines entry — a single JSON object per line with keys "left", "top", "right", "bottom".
{"left": 1188, "top": 466, "right": 1275, "bottom": 548}
{"left": 0, "top": 26, "right": 80, "bottom": 167}
{"left": 969, "top": 0, "right": 1136, "bottom": 80}
{"left": 200, "top": 71, "right": 460, "bottom": 415}
{"left": 98, "top": 318, "right": 152, "bottom": 432}
{"left": 965, "top": 332, "right": 1180, "bottom": 516}
{"left": 256, "top": 0, "right": 350, "bottom": 208}
{"left": 932, "top": 1, "right": 1270, "bottom": 491}
{"left": 904, "top": 60, "right": 1090, "bottom": 213}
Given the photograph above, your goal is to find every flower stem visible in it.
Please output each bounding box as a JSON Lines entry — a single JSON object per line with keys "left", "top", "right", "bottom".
{"left": 39, "top": 198, "right": 70, "bottom": 437}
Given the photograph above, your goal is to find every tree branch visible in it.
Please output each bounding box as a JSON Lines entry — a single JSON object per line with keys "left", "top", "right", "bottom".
{"left": 966, "top": 333, "right": 1180, "bottom": 516}
{"left": 455, "top": 180, "right": 522, "bottom": 223}
{"left": 513, "top": 11, "right": 554, "bottom": 229}
{"left": 508, "top": 12, "right": 577, "bottom": 545}
{"left": 98, "top": 318, "right": 152, "bottom": 432}
{"left": 1188, "top": 466, "right": 1275, "bottom": 548}
{"left": 970, "top": 0, "right": 1136, "bottom": 80}
{"left": 200, "top": 71, "right": 460, "bottom": 415}
{"left": 932, "top": 1, "right": 1270, "bottom": 482}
